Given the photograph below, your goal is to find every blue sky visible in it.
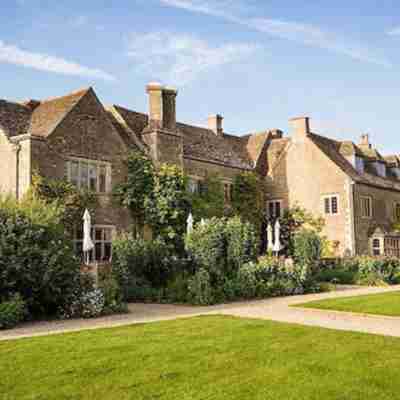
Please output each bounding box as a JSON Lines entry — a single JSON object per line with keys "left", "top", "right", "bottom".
{"left": 1, "top": 0, "right": 400, "bottom": 154}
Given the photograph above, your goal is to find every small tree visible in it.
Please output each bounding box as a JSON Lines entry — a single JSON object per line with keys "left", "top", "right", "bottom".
{"left": 30, "top": 174, "right": 97, "bottom": 236}
{"left": 145, "top": 164, "right": 190, "bottom": 252}
{"left": 231, "top": 172, "right": 266, "bottom": 234}
{"left": 113, "top": 151, "right": 155, "bottom": 236}
{"left": 280, "top": 205, "right": 325, "bottom": 256}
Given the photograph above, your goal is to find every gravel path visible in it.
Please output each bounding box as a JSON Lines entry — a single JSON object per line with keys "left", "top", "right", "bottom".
{"left": 2, "top": 285, "right": 400, "bottom": 341}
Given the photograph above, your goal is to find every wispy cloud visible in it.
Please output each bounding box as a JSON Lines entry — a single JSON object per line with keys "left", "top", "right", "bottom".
{"left": 0, "top": 40, "right": 116, "bottom": 81}
{"left": 159, "top": 0, "right": 391, "bottom": 67}
{"left": 127, "top": 31, "right": 258, "bottom": 85}
{"left": 387, "top": 27, "right": 400, "bottom": 36}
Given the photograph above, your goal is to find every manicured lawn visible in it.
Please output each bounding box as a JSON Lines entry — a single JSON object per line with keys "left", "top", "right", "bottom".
{"left": 298, "top": 291, "right": 400, "bottom": 317}
{"left": 2, "top": 316, "right": 400, "bottom": 399}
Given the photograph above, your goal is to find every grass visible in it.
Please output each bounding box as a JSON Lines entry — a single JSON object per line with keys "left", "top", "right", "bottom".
{"left": 2, "top": 316, "right": 400, "bottom": 399}
{"left": 298, "top": 291, "right": 400, "bottom": 317}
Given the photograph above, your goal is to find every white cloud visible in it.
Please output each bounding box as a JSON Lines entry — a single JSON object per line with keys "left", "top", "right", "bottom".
{"left": 0, "top": 40, "right": 116, "bottom": 81}
{"left": 387, "top": 27, "right": 400, "bottom": 36}
{"left": 159, "top": 0, "right": 391, "bottom": 67}
{"left": 127, "top": 32, "right": 258, "bottom": 85}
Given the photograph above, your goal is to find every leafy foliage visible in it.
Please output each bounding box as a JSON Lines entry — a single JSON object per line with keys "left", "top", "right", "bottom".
{"left": 185, "top": 216, "right": 258, "bottom": 282}
{"left": 145, "top": 164, "right": 190, "bottom": 251}
{"left": 0, "top": 294, "right": 26, "bottom": 330}
{"left": 187, "top": 268, "right": 213, "bottom": 305}
{"left": 231, "top": 172, "right": 266, "bottom": 232}
{"left": 189, "top": 174, "right": 225, "bottom": 220}
{"left": 293, "top": 229, "right": 323, "bottom": 270}
{"left": 31, "top": 173, "right": 97, "bottom": 236}
{"left": 113, "top": 152, "right": 155, "bottom": 235}
{"left": 280, "top": 205, "right": 325, "bottom": 256}
{"left": 112, "top": 234, "right": 175, "bottom": 300}
{"left": 0, "top": 199, "right": 81, "bottom": 316}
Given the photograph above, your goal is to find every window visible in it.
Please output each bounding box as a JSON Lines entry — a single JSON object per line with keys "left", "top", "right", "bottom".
{"left": 223, "top": 182, "right": 233, "bottom": 203}
{"left": 187, "top": 178, "right": 200, "bottom": 194}
{"left": 395, "top": 203, "right": 400, "bottom": 222}
{"left": 372, "top": 238, "right": 381, "bottom": 256}
{"left": 374, "top": 162, "right": 386, "bottom": 178}
{"left": 323, "top": 195, "right": 339, "bottom": 215}
{"left": 360, "top": 196, "right": 372, "bottom": 218}
{"left": 65, "top": 158, "right": 111, "bottom": 193}
{"left": 267, "top": 200, "right": 282, "bottom": 219}
{"left": 74, "top": 226, "right": 114, "bottom": 263}
{"left": 355, "top": 157, "right": 364, "bottom": 174}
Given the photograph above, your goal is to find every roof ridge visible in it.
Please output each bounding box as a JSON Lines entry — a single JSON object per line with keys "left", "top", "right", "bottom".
{"left": 39, "top": 87, "right": 92, "bottom": 104}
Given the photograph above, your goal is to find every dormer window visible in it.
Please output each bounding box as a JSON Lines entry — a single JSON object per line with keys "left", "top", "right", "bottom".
{"left": 390, "top": 167, "right": 400, "bottom": 179}
{"left": 355, "top": 157, "right": 364, "bottom": 174}
{"left": 374, "top": 162, "right": 386, "bottom": 178}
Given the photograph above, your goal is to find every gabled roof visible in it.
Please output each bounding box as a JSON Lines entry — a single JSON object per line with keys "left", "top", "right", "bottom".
{"left": 384, "top": 155, "right": 400, "bottom": 167}
{"left": 0, "top": 100, "right": 31, "bottom": 137}
{"left": 309, "top": 133, "right": 400, "bottom": 191}
{"left": 28, "top": 88, "right": 90, "bottom": 137}
{"left": 106, "top": 106, "right": 149, "bottom": 152}
{"left": 112, "top": 104, "right": 260, "bottom": 170}
{"left": 241, "top": 130, "right": 274, "bottom": 167}
{"left": 178, "top": 122, "right": 254, "bottom": 169}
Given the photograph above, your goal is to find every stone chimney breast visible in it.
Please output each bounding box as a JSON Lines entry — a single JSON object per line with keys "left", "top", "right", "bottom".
{"left": 146, "top": 82, "right": 177, "bottom": 132}
{"left": 290, "top": 117, "right": 310, "bottom": 142}
{"left": 208, "top": 114, "right": 224, "bottom": 136}
{"left": 360, "top": 134, "right": 371, "bottom": 149}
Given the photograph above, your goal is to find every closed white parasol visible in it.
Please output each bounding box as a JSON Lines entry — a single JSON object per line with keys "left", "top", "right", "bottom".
{"left": 187, "top": 213, "right": 194, "bottom": 235}
{"left": 267, "top": 223, "right": 274, "bottom": 252}
{"left": 273, "top": 220, "right": 282, "bottom": 254}
{"left": 83, "top": 209, "right": 94, "bottom": 265}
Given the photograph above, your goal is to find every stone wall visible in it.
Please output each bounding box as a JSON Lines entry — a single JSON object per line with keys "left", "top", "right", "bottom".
{"left": 353, "top": 183, "right": 400, "bottom": 254}
{"left": 31, "top": 89, "right": 132, "bottom": 231}
{"left": 0, "top": 132, "right": 17, "bottom": 196}
{"left": 265, "top": 135, "right": 350, "bottom": 255}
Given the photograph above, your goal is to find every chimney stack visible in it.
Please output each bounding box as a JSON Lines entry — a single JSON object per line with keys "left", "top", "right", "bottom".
{"left": 360, "top": 134, "right": 371, "bottom": 149}
{"left": 290, "top": 117, "right": 310, "bottom": 142}
{"left": 146, "top": 82, "right": 177, "bottom": 131}
{"left": 208, "top": 114, "right": 224, "bottom": 137}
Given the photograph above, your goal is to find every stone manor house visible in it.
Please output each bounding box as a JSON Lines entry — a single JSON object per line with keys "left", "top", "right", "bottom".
{"left": 1, "top": 83, "right": 400, "bottom": 259}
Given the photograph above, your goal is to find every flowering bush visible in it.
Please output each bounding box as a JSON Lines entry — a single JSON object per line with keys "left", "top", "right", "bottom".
{"left": 80, "top": 289, "right": 105, "bottom": 318}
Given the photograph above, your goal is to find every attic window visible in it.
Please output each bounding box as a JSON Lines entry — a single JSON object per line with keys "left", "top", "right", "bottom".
{"left": 355, "top": 157, "right": 364, "bottom": 174}
{"left": 374, "top": 162, "right": 386, "bottom": 178}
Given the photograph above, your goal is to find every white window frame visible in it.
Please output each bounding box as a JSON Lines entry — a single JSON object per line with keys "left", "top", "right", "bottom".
{"left": 65, "top": 157, "right": 112, "bottom": 194}
{"left": 323, "top": 194, "right": 340, "bottom": 216}
{"left": 267, "top": 199, "right": 283, "bottom": 219}
{"left": 360, "top": 196, "right": 373, "bottom": 219}
{"left": 73, "top": 225, "right": 115, "bottom": 263}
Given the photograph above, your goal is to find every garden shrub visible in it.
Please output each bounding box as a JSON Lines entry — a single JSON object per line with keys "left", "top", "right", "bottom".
{"left": 185, "top": 216, "right": 258, "bottom": 282}
{"left": 0, "top": 294, "right": 26, "bottom": 330}
{"left": 0, "top": 203, "right": 81, "bottom": 317}
{"left": 355, "top": 256, "right": 400, "bottom": 286}
{"left": 293, "top": 229, "right": 322, "bottom": 271}
{"left": 187, "top": 269, "right": 214, "bottom": 305}
{"left": 235, "top": 263, "right": 258, "bottom": 299}
{"left": 226, "top": 217, "right": 258, "bottom": 274}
